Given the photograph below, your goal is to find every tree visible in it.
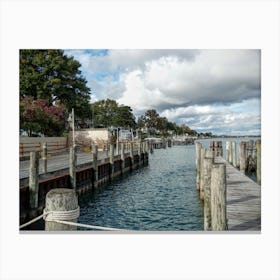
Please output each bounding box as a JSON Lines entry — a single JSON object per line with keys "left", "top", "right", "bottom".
{"left": 91, "top": 99, "right": 136, "bottom": 128}
{"left": 20, "top": 96, "right": 67, "bottom": 136}
{"left": 20, "top": 49, "right": 91, "bottom": 119}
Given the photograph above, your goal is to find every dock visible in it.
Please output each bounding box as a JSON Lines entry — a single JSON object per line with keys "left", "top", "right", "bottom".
{"left": 216, "top": 157, "right": 261, "bottom": 231}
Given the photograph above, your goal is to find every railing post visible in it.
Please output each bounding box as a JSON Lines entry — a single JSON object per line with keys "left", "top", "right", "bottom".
{"left": 69, "top": 145, "right": 77, "bottom": 189}
{"left": 256, "top": 140, "right": 261, "bottom": 185}
{"left": 42, "top": 142, "right": 47, "bottom": 173}
{"left": 203, "top": 149, "right": 214, "bottom": 230}
{"left": 195, "top": 142, "right": 202, "bottom": 191}
{"left": 29, "top": 151, "right": 39, "bottom": 209}
{"left": 211, "top": 163, "right": 227, "bottom": 231}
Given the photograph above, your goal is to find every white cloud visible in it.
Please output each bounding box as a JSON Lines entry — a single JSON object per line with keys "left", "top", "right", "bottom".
{"left": 64, "top": 49, "right": 261, "bottom": 135}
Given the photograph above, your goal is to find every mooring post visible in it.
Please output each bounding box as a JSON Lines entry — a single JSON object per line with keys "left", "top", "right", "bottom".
{"left": 200, "top": 147, "right": 206, "bottom": 200}
{"left": 211, "top": 163, "right": 227, "bottom": 231}
{"left": 226, "top": 141, "right": 230, "bottom": 162}
{"left": 232, "top": 141, "right": 237, "bottom": 167}
{"left": 69, "top": 145, "right": 77, "bottom": 189}
{"left": 203, "top": 149, "right": 214, "bottom": 230}
{"left": 120, "top": 142, "right": 125, "bottom": 171}
{"left": 195, "top": 142, "right": 202, "bottom": 191}
{"left": 130, "top": 142, "right": 134, "bottom": 168}
{"left": 92, "top": 144, "right": 98, "bottom": 184}
{"left": 109, "top": 144, "right": 114, "bottom": 175}
{"left": 29, "top": 151, "right": 39, "bottom": 209}
{"left": 42, "top": 142, "right": 47, "bottom": 173}
{"left": 239, "top": 141, "right": 246, "bottom": 174}
{"left": 228, "top": 141, "right": 233, "bottom": 164}
{"left": 44, "top": 188, "right": 79, "bottom": 231}
{"left": 256, "top": 140, "right": 261, "bottom": 185}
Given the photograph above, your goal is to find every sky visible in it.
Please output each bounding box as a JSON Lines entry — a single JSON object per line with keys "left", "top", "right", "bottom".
{"left": 64, "top": 49, "right": 261, "bottom": 136}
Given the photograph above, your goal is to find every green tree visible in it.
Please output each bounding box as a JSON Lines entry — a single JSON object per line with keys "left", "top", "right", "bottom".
{"left": 20, "top": 49, "right": 91, "bottom": 119}
{"left": 91, "top": 99, "right": 136, "bottom": 128}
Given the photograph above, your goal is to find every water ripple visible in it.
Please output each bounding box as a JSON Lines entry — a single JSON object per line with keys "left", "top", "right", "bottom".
{"left": 78, "top": 146, "right": 204, "bottom": 231}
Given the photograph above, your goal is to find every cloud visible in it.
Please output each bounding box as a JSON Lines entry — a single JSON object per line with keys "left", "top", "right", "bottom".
{"left": 160, "top": 98, "right": 261, "bottom": 135}
{"left": 64, "top": 49, "right": 261, "bottom": 135}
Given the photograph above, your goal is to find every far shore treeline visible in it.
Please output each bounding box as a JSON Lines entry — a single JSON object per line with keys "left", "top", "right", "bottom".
{"left": 20, "top": 49, "right": 212, "bottom": 138}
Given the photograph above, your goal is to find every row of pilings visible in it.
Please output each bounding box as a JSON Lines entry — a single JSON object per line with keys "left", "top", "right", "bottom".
{"left": 195, "top": 139, "right": 261, "bottom": 231}
{"left": 195, "top": 142, "right": 227, "bottom": 231}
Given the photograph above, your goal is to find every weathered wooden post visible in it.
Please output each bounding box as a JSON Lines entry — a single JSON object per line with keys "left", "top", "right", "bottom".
{"left": 120, "top": 142, "right": 125, "bottom": 171}
{"left": 44, "top": 188, "right": 79, "bottom": 231}
{"left": 226, "top": 141, "right": 230, "bottom": 162}
{"left": 200, "top": 147, "right": 206, "bottom": 200}
{"left": 130, "top": 142, "right": 134, "bottom": 168}
{"left": 256, "top": 140, "right": 261, "bottom": 185}
{"left": 231, "top": 141, "right": 237, "bottom": 167}
{"left": 239, "top": 141, "right": 246, "bottom": 174}
{"left": 42, "top": 142, "right": 47, "bottom": 173}
{"left": 91, "top": 144, "right": 98, "bottom": 184}
{"left": 105, "top": 141, "right": 109, "bottom": 157}
{"left": 195, "top": 142, "right": 202, "bottom": 191}
{"left": 109, "top": 144, "right": 114, "bottom": 175}
{"left": 203, "top": 149, "right": 214, "bottom": 230}
{"left": 69, "top": 145, "right": 77, "bottom": 189}
{"left": 228, "top": 141, "right": 233, "bottom": 164}
{"left": 211, "top": 163, "right": 227, "bottom": 231}
{"left": 29, "top": 151, "right": 39, "bottom": 209}
{"left": 150, "top": 140, "right": 154, "bottom": 154}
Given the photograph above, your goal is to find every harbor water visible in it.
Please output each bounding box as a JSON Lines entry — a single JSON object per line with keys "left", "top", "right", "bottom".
{"left": 78, "top": 145, "right": 204, "bottom": 231}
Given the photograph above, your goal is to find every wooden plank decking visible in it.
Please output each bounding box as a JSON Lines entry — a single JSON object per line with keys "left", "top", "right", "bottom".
{"left": 215, "top": 157, "right": 261, "bottom": 231}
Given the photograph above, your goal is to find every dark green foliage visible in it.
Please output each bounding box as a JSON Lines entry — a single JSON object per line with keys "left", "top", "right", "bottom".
{"left": 91, "top": 99, "right": 136, "bottom": 128}
{"left": 20, "top": 49, "right": 91, "bottom": 119}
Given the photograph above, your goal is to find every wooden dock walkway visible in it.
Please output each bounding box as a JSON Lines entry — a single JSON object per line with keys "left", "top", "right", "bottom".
{"left": 215, "top": 157, "right": 261, "bottom": 231}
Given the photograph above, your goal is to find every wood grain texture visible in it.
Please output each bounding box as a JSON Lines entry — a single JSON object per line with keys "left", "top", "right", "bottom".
{"left": 215, "top": 157, "right": 261, "bottom": 231}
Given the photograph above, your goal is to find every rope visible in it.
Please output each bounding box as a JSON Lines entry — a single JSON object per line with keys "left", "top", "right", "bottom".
{"left": 52, "top": 220, "right": 129, "bottom": 231}
{"left": 43, "top": 207, "right": 80, "bottom": 221}
{"left": 20, "top": 207, "right": 130, "bottom": 231}
{"left": 19, "top": 213, "right": 44, "bottom": 229}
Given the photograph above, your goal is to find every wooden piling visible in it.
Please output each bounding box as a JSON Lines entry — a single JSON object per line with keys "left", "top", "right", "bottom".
{"left": 109, "top": 144, "right": 114, "bottom": 174}
{"left": 195, "top": 142, "right": 202, "bottom": 191}
{"left": 42, "top": 142, "right": 47, "bottom": 173}
{"left": 91, "top": 144, "right": 98, "bottom": 183}
{"left": 29, "top": 151, "right": 39, "bottom": 208}
{"left": 231, "top": 141, "right": 237, "bottom": 167}
{"left": 69, "top": 145, "right": 77, "bottom": 189}
{"left": 200, "top": 147, "right": 206, "bottom": 200}
{"left": 228, "top": 141, "right": 233, "bottom": 164}
{"left": 211, "top": 163, "right": 227, "bottom": 231}
{"left": 226, "top": 141, "right": 230, "bottom": 162}
{"left": 203, "top": 150, "right": 214, "bottom": 230}
{"left": 130, "top": 142, "right": 134, "bottom": 166}
{"left": 120, "top": 143, "right": 125, "bottom": 170}
{"left": 44, "top": 188, "right": 79, "bottom": 231}
{"left": 256, "top": 140, "right": 261, "bottom": 185}
{"left": 239, "top": 141, "right": 246, "bottom": 174}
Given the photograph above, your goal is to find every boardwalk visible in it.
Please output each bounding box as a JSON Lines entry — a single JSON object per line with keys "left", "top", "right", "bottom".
{"left": 216, "top": 157, "right": 261, "bottom": 231}
{"left": 20, "top": 150, "right": 109, "bottom": 180}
